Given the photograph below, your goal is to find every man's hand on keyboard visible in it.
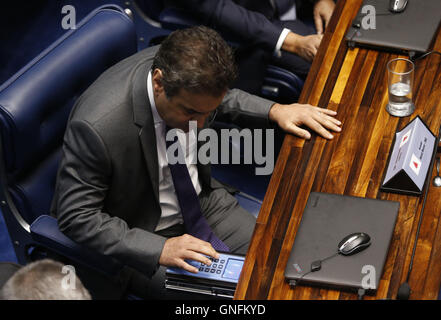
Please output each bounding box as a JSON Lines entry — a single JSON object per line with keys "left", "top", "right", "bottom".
{"left": 159, "top": 234, "right": 220, "bottom": 273}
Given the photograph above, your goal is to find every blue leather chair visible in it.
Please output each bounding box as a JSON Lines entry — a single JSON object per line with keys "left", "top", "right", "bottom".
{"left": 0, "top": 2, "right": 262, "bottom": 279}
{"left": 0, "top": 5, "right": 136, "bottom": 272}
{"left": 132, "top": 0, "right": 305, "bottom": 104}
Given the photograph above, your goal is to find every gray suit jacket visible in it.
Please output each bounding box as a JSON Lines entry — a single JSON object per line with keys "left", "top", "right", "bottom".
{"left": 51, "top": 45, "right": 274, "bottom": 278}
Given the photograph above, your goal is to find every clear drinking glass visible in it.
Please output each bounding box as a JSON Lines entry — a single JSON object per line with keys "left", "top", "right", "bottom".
{"left": 386, "top": 58, "right": 415, "bottom": 117}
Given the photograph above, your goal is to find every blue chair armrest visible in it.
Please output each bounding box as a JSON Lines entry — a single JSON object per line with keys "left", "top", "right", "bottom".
{"left": 235, "top": 192, "right": 262, "bottom": 219}
{"left": 267, "top": 65, "right": 304, "bottom": 89}
{"left": 30, "top": 215, "right": 123, "bottom": 275}
{"left": 262, "top": 65, "right": 305, "bottom": 102}
{"left": 158, "top": 8, "right": 200, "bottom": 30}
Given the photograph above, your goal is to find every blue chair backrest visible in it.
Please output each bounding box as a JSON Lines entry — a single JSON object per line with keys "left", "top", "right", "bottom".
{"left": 0, "top": 5, "right": 137, "bottom": 224}
{"left": 134, "top": 0, "right": 164, "bottom": 21}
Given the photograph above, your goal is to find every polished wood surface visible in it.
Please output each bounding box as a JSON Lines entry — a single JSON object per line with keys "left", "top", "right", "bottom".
{"left": 235, "top": 0, "right": 441, "bottom": 300}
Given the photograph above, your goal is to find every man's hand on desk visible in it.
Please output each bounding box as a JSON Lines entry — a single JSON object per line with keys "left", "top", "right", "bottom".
{"left": 269, "top": 103, "right": 342, "bottom": 140}
{"left": 159, "top": 234, "right": 219, "bottom": 273}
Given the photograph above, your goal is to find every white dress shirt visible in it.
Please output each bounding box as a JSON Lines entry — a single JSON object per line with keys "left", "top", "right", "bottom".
{"left": 274, "top": 28, "right": 292, "bottom": 58}
{"left": 147, "top": 71, "right": 202, "bottom": 232}
{"left": 274, "top": 2, "right": 297, "bottom": 58}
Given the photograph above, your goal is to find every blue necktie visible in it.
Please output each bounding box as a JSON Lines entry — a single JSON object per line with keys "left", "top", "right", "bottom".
{"left": 165, "top": 128, "right": 229, "bottom": 252}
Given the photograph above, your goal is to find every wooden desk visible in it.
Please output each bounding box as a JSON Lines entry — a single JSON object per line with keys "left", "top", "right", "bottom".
{"left": 235, "top": 0, "right": 441, "bottom": 300}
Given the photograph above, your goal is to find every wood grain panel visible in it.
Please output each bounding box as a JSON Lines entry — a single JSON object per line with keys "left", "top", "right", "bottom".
{"left": 235, "top": 0, "right": 441, "bottom": 300}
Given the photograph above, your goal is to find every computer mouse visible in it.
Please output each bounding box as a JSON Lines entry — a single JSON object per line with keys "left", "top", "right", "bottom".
{"left": 338, "top": 232, "right": 371, "bottom": 256}
{"left": 389, "top": 0, "right": 408, "bottom": 13}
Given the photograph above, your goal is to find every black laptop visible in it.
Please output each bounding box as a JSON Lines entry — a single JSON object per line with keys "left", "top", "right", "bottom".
{"left": 284, "top": 192, "right": 399, "bottom": 294}
{"left": 346, "top": 0, "right": 441, "bottom": 54}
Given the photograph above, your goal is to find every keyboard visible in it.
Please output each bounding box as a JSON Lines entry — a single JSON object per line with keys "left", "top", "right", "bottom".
{"left": 165, "top": 252, "right": 245, "bottom": 298}
{"left": 166, "top": 253, "right": 245, "bottom": 283}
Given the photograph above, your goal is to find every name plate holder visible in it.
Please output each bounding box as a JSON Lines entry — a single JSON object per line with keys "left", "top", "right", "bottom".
{"left": 381, "top": 116, "right": 437, "bottom": 196}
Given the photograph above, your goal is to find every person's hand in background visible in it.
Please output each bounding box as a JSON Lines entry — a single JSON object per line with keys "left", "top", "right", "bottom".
{"left": 313, "top": 0, "right": 336, "bottom": 34}
{"left": 282, "top": 33, "right": 323, "bottom": 62}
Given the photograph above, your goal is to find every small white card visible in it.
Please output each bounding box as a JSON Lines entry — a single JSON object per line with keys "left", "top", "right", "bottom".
{"left": 382, "top": 116, "right": 436, "bottom": 195}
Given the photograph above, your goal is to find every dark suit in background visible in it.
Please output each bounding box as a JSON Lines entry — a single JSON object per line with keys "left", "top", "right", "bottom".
{"left": 165, "top": 0, "right": 316, "bottom": 94}
{"left": 50, "top": 45, "right": 275, "bottom": 298}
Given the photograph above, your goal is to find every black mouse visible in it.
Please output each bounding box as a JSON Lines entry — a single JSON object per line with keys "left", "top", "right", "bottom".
{"left": 389, "top": 0, "right": 408, "bottom": 13}
{"left": 338, "top": 232, "right": 371, "bottom": 256}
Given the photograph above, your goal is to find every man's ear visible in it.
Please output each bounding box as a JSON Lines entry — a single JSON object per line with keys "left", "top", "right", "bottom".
{"left": 152, "top": 68, "right": 165, "bottom": 95}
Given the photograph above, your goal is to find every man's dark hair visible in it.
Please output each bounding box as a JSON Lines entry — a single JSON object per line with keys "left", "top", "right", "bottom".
{"left": 152, "top": 26, "right": 237, "bottom": 98}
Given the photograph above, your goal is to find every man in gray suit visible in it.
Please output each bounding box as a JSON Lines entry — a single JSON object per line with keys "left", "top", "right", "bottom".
{"left": 51, "top": 26, "right": 340, "bottom": 299}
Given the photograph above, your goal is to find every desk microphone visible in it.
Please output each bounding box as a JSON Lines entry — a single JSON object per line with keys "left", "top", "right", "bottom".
{"left": 396, "top": 125, "right": 441, "bottom": 300}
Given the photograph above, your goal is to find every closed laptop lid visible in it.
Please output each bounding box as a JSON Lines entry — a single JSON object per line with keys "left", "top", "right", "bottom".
{"left": 346, "top": 0, "right": 441, "bottom": 53}
{"left": 284, "top": 192, "right": 399, "bottom": 293}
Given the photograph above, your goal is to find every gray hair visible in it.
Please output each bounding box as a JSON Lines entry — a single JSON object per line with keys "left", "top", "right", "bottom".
{"left": 0, "top": 259, "right": 91, "bottom": 300}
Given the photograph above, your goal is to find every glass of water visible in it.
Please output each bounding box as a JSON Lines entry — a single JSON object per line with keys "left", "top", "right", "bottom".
{"left": 386, "top": 58, "right": 415, "bottom": 117}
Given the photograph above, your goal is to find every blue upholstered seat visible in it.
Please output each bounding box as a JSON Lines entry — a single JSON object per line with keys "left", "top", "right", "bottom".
{"left": 0, "top": 4, "right": 136, "bottom": 272}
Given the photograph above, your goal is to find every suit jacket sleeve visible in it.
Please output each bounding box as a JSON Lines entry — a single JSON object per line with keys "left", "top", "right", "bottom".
{"left": 54, "top": 119, "right": 166, "bottom": 278}
{"left": 172, "top": 0, "right": 284, "bottom": 52}
{"left": 217, "top": 88, "right": 275, "bottom": 128}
